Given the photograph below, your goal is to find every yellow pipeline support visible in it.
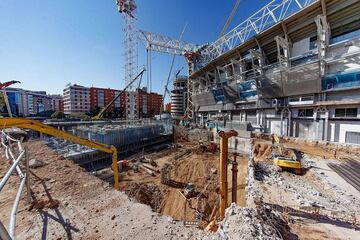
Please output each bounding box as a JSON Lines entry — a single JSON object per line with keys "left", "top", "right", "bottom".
{"left": 218, "top": 130, "right": 238, "bottom": 219}
{"left": 0, "top": 118, "right": 120, "bottom": 189}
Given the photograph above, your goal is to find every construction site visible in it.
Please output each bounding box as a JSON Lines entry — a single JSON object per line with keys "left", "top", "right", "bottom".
{"left": 1, "top": 0, "right": 360, "bottom": 239}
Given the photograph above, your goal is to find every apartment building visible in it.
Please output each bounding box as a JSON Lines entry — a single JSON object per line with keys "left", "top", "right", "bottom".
{"left": 63, "top": 84, "right": 90, "bottom": 114}
{"left": 50, "top": 94, "right": 64, "bottom": 112}
{"left": 90, "top": 87, "right": 125, "bottom": 117}
{"left": 3, "top": 88, "right": 56, "bottom": 116}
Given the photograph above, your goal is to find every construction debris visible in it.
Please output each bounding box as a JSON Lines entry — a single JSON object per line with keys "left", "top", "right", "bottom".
{"left": 29, "top": 158, "right": 44, "bottom": 169}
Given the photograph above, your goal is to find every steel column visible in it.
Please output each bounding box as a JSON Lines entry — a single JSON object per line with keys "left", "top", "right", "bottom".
{"left": 219, "top": 130, "right": 238, "bottom": 219}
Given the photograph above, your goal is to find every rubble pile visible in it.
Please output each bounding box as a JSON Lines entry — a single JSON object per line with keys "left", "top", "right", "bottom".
{"left": 216, "top": 203, "right": 282, "bottom": 240}
{"left": 254, "top": 157, "right": 360, "bottom": 214}
{"left": 246, "top": 156, "right": 261, "bottom": 207}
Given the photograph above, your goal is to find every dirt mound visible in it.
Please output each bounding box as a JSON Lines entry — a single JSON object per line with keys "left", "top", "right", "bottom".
{"left": 125, "top": 182, "right": 166, "bottom": 211}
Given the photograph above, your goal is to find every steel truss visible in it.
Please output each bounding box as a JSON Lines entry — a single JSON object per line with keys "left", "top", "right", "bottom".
{"left": 197, "top": 0, "right": 318, "bottom": 70}
{"left": 138, "top": 30, "right": 199, "bottom": 56}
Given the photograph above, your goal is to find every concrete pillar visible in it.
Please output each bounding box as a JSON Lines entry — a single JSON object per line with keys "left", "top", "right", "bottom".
{"left": 292, "top": 121, "right": 297, "bottom": 137}
{"left": 324, "top": 111, "right": 329, "bottom": 141}
{"left": 316, "top": 121, "right": 319, "bottom": 140}
{"left": 256, "top": 111, "right": 260, "bottom": 126}
{"left": 288, "top": 113, "right": 292, "bottom": 137}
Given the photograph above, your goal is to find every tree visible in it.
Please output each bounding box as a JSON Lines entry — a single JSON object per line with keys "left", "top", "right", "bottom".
{"left": 51, "top": 111, "right": 65, "bottom": 119}
{"left": 88, "top": 106, "right": 101, "bottom": 117}
{"left": 67, "top": 113, "right": 91, "bottom": 120}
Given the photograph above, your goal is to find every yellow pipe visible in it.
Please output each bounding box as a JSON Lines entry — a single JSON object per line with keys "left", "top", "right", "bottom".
{"left": 0, "top": 118, "right": 120, "bottom": 189}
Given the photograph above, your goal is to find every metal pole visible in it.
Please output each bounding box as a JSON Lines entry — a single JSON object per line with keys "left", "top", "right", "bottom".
{"left": 219, "top": 135, "right": 228, "bottom": 219}
{"left": 0, "top": 151, "right": 25, "bottom": 191}
{"left": 232, "top": 153, "right": 239, "bottom": 204}
{"left": 9, "top": 176, "right": 26, "bottom": 239}
{"left": 111, "top": 146, "right": 120, "bottom": 190}
{"left": 0, "top": 220, "right": 11, "bottom": 240}
{"left": 25, "top": 146, "right": 31, "bottom": 203}
{"left": 218, "top": 130, "right": 238, "bottom": 219}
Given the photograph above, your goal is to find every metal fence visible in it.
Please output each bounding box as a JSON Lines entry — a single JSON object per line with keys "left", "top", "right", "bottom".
{"left": 0, "top": 130, "right": 28, "bottom": 240}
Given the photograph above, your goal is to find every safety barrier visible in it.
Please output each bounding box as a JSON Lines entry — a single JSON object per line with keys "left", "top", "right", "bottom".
{"left": 0, "top": 131, "right": 29, "bottom": 240}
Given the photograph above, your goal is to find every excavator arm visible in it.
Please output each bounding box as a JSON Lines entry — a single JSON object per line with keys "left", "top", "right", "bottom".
{"left": 0, "top": 118, "right": 120, "bottom": 189}
{"left": 271, "top": 133, "right": 284, "bottom": 155}
{"left": 0, "top": 80, "right": 21, "bottom": 90}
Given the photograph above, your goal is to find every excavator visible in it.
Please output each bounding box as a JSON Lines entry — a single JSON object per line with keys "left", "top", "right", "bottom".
{"left": 271, "top": 133, "right": 302, "bottom": 174}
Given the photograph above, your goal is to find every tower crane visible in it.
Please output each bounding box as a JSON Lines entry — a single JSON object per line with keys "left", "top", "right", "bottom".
{"left": 219, "top": 0, "right": 242, "bottom": 38}
{"left": 138, "top": 30, "right": 203, "bottom": 120}
{"left": 138, "top": 0, "right": 242, "bottom": 121}
{"left": 116, "top": 0, "right": 139, "bottom": 120}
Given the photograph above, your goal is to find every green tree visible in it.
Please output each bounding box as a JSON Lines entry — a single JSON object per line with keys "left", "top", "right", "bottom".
{"left": 51, "top": 111, "right": 65, "bottom": 119}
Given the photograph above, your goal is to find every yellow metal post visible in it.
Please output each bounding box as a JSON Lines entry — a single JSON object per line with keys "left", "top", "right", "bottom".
{"left": 218, "top": 130, "right": 238, "bottom": 219}
{"left": 111, "top": 146, "right": 119, "bottom": 190}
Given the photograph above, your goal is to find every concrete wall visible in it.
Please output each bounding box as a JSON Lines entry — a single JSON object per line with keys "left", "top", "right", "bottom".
{"left": 329, "top": 120, "right": 360, "bottom": 143}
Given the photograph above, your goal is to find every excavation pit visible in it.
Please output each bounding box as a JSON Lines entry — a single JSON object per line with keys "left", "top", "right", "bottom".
{"left": 103, "top": 142, "right": 250, "bottom": 228}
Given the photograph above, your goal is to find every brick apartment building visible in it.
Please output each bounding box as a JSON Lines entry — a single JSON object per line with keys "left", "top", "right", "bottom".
{"left": 138, "top": 88, "right": 162, "bottom": 117}
{"left": 50, "top": 94, "right": 64, "bottom": 112}
{"left": 90, "top": 87, "right": 125, "bottom": 118}
{"left": 147, "top": 92, "right": 163, "bottom": 116}
{"left": 63, "top": 84, "right": 162, "bottom": 118}
{"left": 165, "top": 103, "right": 171, "bottom": 112}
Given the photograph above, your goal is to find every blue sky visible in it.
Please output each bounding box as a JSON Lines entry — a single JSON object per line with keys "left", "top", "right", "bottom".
{"left": 0, "top": 0, "right": 270, "bottom": 101}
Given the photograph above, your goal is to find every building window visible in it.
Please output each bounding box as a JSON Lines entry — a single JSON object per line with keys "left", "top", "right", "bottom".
{"left": 289, "top": 95, "right": 314, "bottom": 105}
{"left": 298, "top": 109, "right": 313, "bottom": 117}
{"left": 345, "top": 131, "right": 360, "bottom": 144}
{"left": 289, "top": 97, "right": 299, "bottom": 103}
{"left": 335, "top": 108, "right": 357, "bottom": 118}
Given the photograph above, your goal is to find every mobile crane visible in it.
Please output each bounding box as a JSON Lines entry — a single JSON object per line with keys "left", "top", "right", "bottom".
{"left": 92, "top": 68, "right": 145, "bottom": 120}
{"left": 0, "top": 118, "right": 120, "bottom": 189}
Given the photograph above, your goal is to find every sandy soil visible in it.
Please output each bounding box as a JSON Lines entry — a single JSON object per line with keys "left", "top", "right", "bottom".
{"left": 117, "top": 144, "right": 248, "bottom": 225}
{"left": 0, "top": 140, "right": 213, "bottom": 239}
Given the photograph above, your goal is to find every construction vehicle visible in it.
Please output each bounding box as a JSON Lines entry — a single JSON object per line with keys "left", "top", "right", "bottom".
{"left": 271, "top": 133, "right": 302, "bottom": 174}
{"left": 183, "top": 183, "right": 195, "bottom": 198}
{"left": 0, "top": 118, "right": 120, "bottom": 189}
{"left": 92, "top": 68, "right": 145, "bottom": 120}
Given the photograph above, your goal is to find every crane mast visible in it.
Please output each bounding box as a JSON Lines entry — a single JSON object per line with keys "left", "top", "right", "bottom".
{"left": 116, "top": 0, "right": 138, "bottom": 120}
